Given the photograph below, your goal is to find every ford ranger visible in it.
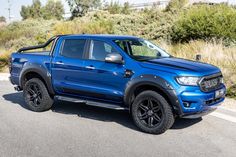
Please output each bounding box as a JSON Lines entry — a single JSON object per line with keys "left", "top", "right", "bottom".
{"left": 9, "top": 34, "right": 226, "bottom": 134}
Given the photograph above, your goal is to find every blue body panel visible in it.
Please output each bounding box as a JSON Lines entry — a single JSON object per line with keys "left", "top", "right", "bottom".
{"left": 10, "top": 52, "right": 51, "bottom": 86}
{"left": 10, "top": 34, "right": 226, "bottom": 116}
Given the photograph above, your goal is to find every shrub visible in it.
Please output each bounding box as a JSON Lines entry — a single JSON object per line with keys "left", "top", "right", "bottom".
{"left": 0, "top": 51, "right": 10, "bottom": 71}
{"left": 165, "top": 0, "right": 188, "bottom": 13}
{"left": 89, "top": 10, "right": 175, "bottom": 41}
{"left": 227, "top": 85, "right": 236, "bottom": 98}
{"left": 105, "top": 1, "right": 131, "bottom": 15}
{"left": 171, "top": 4, "right": 236, "bottom": 44}
{"left": 0, "top": 19, "right": 57, "bottom": 50}
{"left": 53, "top": 17, "right": 114, "bottom": 35}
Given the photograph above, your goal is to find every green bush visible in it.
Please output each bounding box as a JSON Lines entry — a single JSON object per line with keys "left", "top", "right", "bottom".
{"left": 0, "top": 19, "right": 57, "bottom": 50}
{"left": 227, "top": 85, "right": 236, "bottom": 98}
{"left": 105, "top": 1, "right": 131, "bottom": 15}
{"left": 87, "top": 10, "right": 175, "bottom": 41}
{"left": 53, "top": 16, "right": 114, "bottom": 35}
{"left": 171, "top": 4, "right": 236, "bottom": 44}
{"left": 165, "top": 0, "right": 188, "bottom": 13}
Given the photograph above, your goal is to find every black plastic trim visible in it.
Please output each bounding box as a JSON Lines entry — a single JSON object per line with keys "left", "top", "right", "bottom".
{"left": 55, "top": 95, "right": 128, "bottom": 110}
{"left": 124, "top": 75, "right": 183, "bottom": 116}
{"left": 182, "top": 108, "right": 217, "bottom": 119}
{"left": 17, "top": 35, "right": 70, "bottom": 53}
{"left": 17, "top": 36, "right": 57, "bottom": 53}
{"left": 199, "top": 72, "right": 223, "bottom": 92}
{"left": 19, "top": 64, "right": 55, "bottom": 95}
{"left": 63, "top": 87, "right": 106, "bottom": 99}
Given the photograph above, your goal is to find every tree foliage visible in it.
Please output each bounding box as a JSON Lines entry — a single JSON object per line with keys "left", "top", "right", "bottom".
{"left": 170, "top": 4, "right": 236, "bottom": 44}
{"left": 20, "top": 0, "right": 42, "bottom": 19}
{"left": 165, "top": 0, "right": 188, "bottom": 12}
{"left": 122, "top": 2, "right": 131, "bottom": 15}
{"left": 105, "top": 1, "right": 131, "bottom": 14}
{"left": 105, "top": 1, "right": 121, "bottom": 14}
{"left": 43, "top": 0, "right": 65, "bottom": 20}
{"left": 66, "top": 0, "right": 101, "bottom": 19}
{"left": 0, "top": 16, "right": 6, "bottom": 23}
{"left": 20, "top": 0, "right": 64, "bottom": 20}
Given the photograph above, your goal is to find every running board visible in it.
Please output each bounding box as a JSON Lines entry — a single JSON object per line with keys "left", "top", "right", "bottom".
{"left": 55, "top": 96, "right": 128, "bottom": 110}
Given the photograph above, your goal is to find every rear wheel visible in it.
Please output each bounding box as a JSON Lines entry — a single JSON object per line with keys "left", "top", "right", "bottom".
{"left": 23, "top": 78, "right": 53, "bottom": 112}
{"left": 131, "top": 90, "right": 175, "bottom": 134}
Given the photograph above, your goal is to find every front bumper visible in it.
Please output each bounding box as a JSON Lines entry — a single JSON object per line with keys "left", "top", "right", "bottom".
{"left": 182, "top": 106, "right": 217, "bottom": 118}
{"left": 177, "top": 84, "right": 226, "bottom": 118}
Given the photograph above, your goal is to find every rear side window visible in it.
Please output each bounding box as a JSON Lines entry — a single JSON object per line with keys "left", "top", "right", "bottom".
{"left": 61, "top": 39, "right": 86, "bottom": 59}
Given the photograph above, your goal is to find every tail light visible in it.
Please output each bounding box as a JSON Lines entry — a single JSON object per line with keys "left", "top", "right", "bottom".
{"left": 8, "top": 57, "right": 12, "bottom": 73}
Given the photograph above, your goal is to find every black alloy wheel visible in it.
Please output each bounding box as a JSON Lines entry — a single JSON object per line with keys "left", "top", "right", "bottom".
{"left": 23, "top": 78, "right": 53, "bottom": 112}
{"left": 137, "top": 98, "right": 164, "bottom": 128}
{"left": 131, "top": 90, "right": 175, "bottom": 134}
{"left": 25, "top": 82, "right": 42, "bottom": 107}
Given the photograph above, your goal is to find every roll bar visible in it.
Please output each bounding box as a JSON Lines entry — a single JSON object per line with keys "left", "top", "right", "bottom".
{"left": 17, "top": 36, "right": 60, "bottom": 53}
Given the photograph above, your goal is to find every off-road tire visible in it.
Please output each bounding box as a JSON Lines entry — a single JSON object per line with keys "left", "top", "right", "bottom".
{"left": 23, "top": 78, "right": 53, "bottom": 112}
{"left": 131, "top": 90, "right": 175, "bottom": 134}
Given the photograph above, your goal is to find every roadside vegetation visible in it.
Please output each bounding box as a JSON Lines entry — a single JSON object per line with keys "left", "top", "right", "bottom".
{"left": 0, "top": 0, "right": 236, "bottom": 98}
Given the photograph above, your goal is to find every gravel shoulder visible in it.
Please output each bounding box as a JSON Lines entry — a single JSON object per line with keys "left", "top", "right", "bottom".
{"left": 221, "top": 98, "right": 236, "bottom": 112}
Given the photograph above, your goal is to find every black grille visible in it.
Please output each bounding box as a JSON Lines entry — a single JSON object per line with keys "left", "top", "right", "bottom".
{"left": 199, "top": 73, "right": 223, "bottom": 92}
{"left": 205, "top": 97, "right": 221, "bottom": 105}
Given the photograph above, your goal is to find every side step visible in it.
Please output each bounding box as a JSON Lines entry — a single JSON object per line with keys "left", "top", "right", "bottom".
{"left": 55, "top": 95, "right": 128, "bottom": 111}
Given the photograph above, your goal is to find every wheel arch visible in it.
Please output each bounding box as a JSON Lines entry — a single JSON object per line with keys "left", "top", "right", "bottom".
{"left": 124, "top": 75, "right": 183, "bottom": 116}
{"left": 19, "top": 65, "right": 55, "bottom": 96}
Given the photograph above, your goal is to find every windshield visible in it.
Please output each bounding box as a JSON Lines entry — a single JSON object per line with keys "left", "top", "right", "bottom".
{"left": 114, "top": 38, "right": 170, "bottom": 61}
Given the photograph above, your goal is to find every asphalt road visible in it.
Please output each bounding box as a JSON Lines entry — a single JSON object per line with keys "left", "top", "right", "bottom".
{"left": 0, "top": 80, "right": 236, "bottom": 157}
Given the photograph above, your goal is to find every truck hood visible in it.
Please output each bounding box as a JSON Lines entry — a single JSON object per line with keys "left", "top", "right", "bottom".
{"left": 139, "top": 57, "right": 220, "bottom": 76}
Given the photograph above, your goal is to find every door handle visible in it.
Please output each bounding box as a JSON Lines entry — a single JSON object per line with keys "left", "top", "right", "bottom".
{"left": 55, "top": 61, "right": 64, "bottom": 65}
{"left": 85, "top": 65, "right": 95, "bottom": 70}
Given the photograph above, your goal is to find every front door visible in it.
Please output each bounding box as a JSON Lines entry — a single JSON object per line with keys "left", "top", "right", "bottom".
{"left": 82, "top": 39, "right": 129, "bottom": 103}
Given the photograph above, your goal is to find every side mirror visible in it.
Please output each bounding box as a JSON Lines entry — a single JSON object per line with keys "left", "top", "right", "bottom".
{"left": 105, "top": 53, "right": 124, "bottom": 64}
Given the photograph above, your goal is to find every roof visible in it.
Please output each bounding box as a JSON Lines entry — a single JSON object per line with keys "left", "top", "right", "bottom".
{"left": 60, "top": 34, "right": 140, "bottom": 40}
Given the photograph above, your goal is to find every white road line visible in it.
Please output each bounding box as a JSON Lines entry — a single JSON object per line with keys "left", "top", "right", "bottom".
{"left": 210, "top": 112, "right": 236, "bottom": 123}
{"left": 0, "top": 73, "right": 10, "bottom": 81}
{"left": 219, "top": 106, "right": 236, "bottom": 113}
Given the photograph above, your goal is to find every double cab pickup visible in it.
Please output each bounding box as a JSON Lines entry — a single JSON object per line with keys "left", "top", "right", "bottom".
{"left": 10, "top": 34, "right": 226, "bottom": 134}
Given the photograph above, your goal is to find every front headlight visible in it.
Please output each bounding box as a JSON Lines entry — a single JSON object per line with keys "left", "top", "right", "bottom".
{"left": 176, "top": 76, "right": 201, "bottom": 86}
{"left": 219, "top": 77, "right": 224, "bottom": 84}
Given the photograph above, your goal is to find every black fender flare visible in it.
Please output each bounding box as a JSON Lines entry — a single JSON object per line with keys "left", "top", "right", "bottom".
{"left": 19, "top": 63, "right": 55, "bottom": 95}
{"left": 124, "top": 74, "right": 183, "bottom": 116}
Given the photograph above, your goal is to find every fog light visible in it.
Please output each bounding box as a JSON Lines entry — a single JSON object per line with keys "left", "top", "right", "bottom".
{"left": 183, "top": 102, "right": 191, "bottom": 108}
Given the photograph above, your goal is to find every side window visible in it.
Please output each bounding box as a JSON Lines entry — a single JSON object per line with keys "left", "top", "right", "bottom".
{"left": 114, "top": 40, "right": 129, "bottom": 54}
{"left": 61, "top": 39, "right": 86, "bottom": 59}
{"left": 89, "top": 40, "right": 118, "bottom": 61}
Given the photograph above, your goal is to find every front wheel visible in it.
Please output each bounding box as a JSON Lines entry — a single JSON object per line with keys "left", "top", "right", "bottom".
{"left": 23, "top": 78, "right": 53, "bottom": 112}
{"left": 131, "top": 90, "right": 175, "bottom": 134}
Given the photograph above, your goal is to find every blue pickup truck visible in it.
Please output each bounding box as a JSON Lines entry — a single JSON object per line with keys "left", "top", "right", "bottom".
{"left": 9, "top": 34, "right": 226, "bottom": 134}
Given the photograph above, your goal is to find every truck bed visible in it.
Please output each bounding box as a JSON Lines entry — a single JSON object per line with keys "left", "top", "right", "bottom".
{"left": 10, "top": 51, "right": 51, "bottom": 86}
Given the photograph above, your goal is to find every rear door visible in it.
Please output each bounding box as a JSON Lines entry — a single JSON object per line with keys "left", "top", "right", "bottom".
{"left": 51, "top": 37, "right": 89, "bottom": 96}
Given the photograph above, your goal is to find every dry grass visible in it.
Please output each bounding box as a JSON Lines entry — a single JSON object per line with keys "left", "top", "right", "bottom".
{"left": 0, "top": 50, "right": 10, "bottom": 72}
{"left": 158, "top": 40, "right": 236, "bottom": 88}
